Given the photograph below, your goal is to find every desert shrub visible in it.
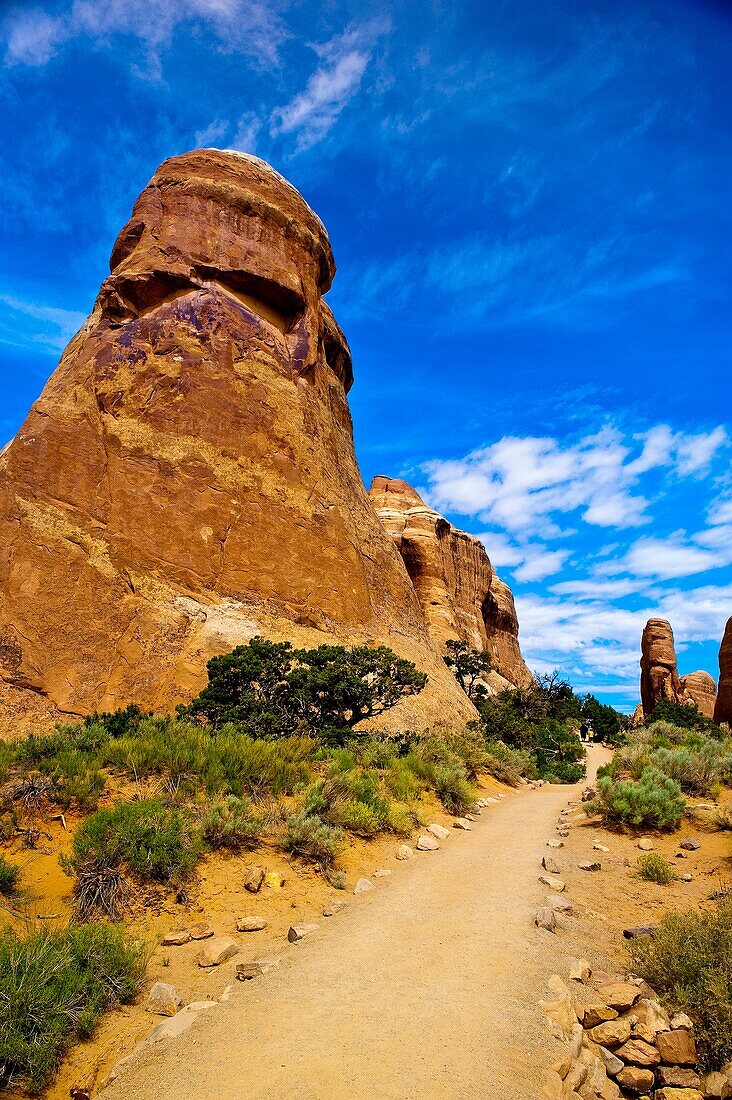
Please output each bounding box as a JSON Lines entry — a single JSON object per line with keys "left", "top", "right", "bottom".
{"left": 611, "top": 723, "right": 732, "bottom": 797}
{"left": 430, "top": 763, "right": 475, "bottom": 814}
{"left": 307, "top": 768, "right": 396, "bottom": 836}
{"left": 67, "top": 799, "right": 202, "bottom": 884}
{"left": 713, "top": 808, "right": 732, "bottom": 830}
{"left": 647, "top": 698, "right": 719, "bottom": 733}
{"left": 637, "top": 852, "right": 677, "bottom": 884}
{"left": 0, "top": 853, "right": 19, "bottom": 895}
{"left": 586, "top": 767, "right": 686, "bottom": 830}
{"left": 483, "top": 740, "right": 537, "bottom": 786}
{"left": 199, "top": 796, "right": 263, "bottom": 850}
{"left": 283, "top": 811, "right": 345, "bottom": 869}
{"left": 407, "top": 736, "right": 476, "bottom": 813}
{"left": 629, "top": 899, "right": 732, "bottom": 1070}
{"left": 181, "top": 637, "right": 427, "bottom": 743}
{"left": 0, "top": 922, "right": 145, "bottom": 1092}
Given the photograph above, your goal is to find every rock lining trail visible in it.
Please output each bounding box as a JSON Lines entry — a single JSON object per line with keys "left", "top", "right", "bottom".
{"left": 103, "top": 748, "right": 609, "bottom": 1100}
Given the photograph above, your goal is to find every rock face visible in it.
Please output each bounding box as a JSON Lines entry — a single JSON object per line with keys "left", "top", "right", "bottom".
{"left": 715, "top": 616, "right": 732, "bottom": 726}
{"left": 368, "top": 476, "right": 532, "bottom": 689}
{"left": 680, "top": 670, "right": 717, "bottom": 720}
{"left": 0, "top": 150, "right": 473, "bottom": 732}
{"left": 640, "top": 618, "right": 694, "bottom": 718}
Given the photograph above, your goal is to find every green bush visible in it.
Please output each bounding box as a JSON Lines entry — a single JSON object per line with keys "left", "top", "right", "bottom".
{"left": 586, "top": 767, "right": 686, "bottom": 830}
{"left": 637, "top": 852, "right": 676, "bottom": 884}
{"left": 283, "top": 811, "right": 345, "bottom": 869}
{"left": 0, "top": 853, "right": 19, "bottom": 895}
{"left": 0, "top": 922, "right": 145, "bottom": 1093}
{"left": 629, "top": 900, "right": 732, "bottom": 1070}
{"left": 647, "top": 698, "right": 719, "bottom": 733}
{"left": 199, "top": 796, "right": 263, "bottom": 850}
{"left": 68, "top": 799, "right": 202, "bottom": 883}
{"left": 483, "top": 740, "right": 537, "bottom": 786}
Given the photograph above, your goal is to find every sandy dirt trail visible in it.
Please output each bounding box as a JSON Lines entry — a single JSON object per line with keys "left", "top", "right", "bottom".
{"left": 104, "top": 747, "right": 609, "bottom": 1100}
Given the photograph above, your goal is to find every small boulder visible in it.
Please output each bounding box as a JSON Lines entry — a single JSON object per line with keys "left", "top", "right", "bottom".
{"left": 615, "top": 1066, "right": 655, "bottom": 1093}
{"left": 614, "top": 1038, "right": 660, "bottom": 1067}
{"left": 542, "top": 856, "right": 561, "bottom": 874}
{"left": 235, "top": 916, "right": 268, "bottom": 933}
{"left": 197, "top": 936, "right": 239, "bottom": 968}
{"left": 535, "top": 906, "right": 557, "bottom": 932}
{"left": 701, "top": 1071, "right": 729, "bottom": 1098}
{"left": 161, "top": 930, "right": 190, "bottom": 946}
{"left": 595, "top": 981, "right": 641, "bottom": 1012}
{"left": 396, "top": 844, "right": 415, "bottom": 860}
{"left": 540, "top": 873, "right": 566, "bottom": 891}
{"left": 146, "top": 982, "right": 182, "bottom": 1017}
{"left": 681, "top": 872, "right": 693, "bottom": 882}
{"left": 323, "top": 900, "right": 348, "bottom": 917}
{"left": 638, "top": 838, "right": 655, "bottom": 851}
{"left": 654, "top": 1090, "right": 703, "bottom": 1100}
{"left": 188, "top": 922, "right": 214, "bottom": 941}
{"left": 671, "top": 1012, "right": 695, "bottom": 1030}
{"left": 597, "top": 1045, "right": 623, "bottom": 1077}
{"left": 287, "top": 923, "right": 318, "bottom": 943}
{"left": 656, "top": 1027, "right": 697, "bottom": 1065}
{"left": 547, "top": 894, "right": 573, "bottom": 913}
{"left": 427, "top": 823, "right": 451, "bottom": 840}
{"left": 582, "top": 1004, "right": 619, "bottom": 1029}
{"left": 656, "top": 1066, "right": 701, "bottom": 1089}
{"left": 264, "top": 871, "right": 285, "bottom": 890}
{"left": 578, "top": 860, "right": 602, "bottom": 872}
{"left": 454, "top": 818, "right": 472, "bottom": 831}
{"left": 623, "top": 925, "right": 656, "bottom": 940}
{"left": 594, "top": 843, "right": 610, "bottom": 852}
{"left": 569, "top": 958, "right": 591, "bottom": 983}
{"left": 243, "top": 866, "right": 265, "bottom": 893}
{"left": 236, "top": 961, "right": 265, "bottom": 981}
{"left": 547, "top": 839, "right": 564, "bottom": 848}
{"left": 416, "top": 834, "right": 439, "bottom": 851}
{"left": 680, "top": 838, "right": 701, "bottom": 851}
{"left": 588, "top": 1018, "right": 633, "bottom": 1048}
{"left": 354, "top": 877, "right": 375, "bottom": 894}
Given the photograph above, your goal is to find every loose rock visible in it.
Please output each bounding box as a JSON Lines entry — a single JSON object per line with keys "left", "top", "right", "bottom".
{"left": 547, "top": 894, "right": 573, "bottom": 913}
{"left": 197, "top": 936, "right": 239, "bottom": 968}
{"left": 243, "top": 866, "right": 265, "bottom": 893}
{"left": 323, "top": 900, "right": 348, "bottom": 917}
{"left": 542, "top": 856, "right": 561, "bottom": 874}
{"left": 578, "top": 860, "right": 602, "bottom": 872}
{"left": 416, "top": 834, "right": 439, "bottom": 851}
{"left": 454, "top": 818, "right": 472, "bottom": 830}
{"left": 615, "top": 1066, "right": 655, "bottom": 1093}
{"left": 188, "top": 922, "right": 214, "bottom": 941}
{"left": 569, "top": 958, "right": 591, "bottom": 983}
{"left": 596, "top": 981, "right": 640, "bottom": 1012}
{"left": 588, "top": 1018, "right": 633, "bottom": 1048}
{"left": 656, "top": 1027, "right": 697, "bottom": 1065}
{"left": 427, "top": 823, "right": 451, "bottom": 840}
{"left": 535, "top": 907, "right": 557, "bottom": 932}
{"left": 373, "top": 869, "right": 392, "bottom": 878}
{"left": 161, "top": 930, "right": 190, "bottom": 946}
{"left": 680, "top": 839, "right": 701, "bottom": 851}
{"left": 614, "top": 1038, "right": 660, "bottom": 1067}
{"left": 146, "top": 982, "right": 182, "bottom": 1017}
{"left": 395, "top": 844, "right": 415, "bottom": 860}
{"left": 287, "top": 923, "right": 319, "bottom": 943}
{"left": 547, "top": 838, "right": 564, "bottom": 848}
{"left": 354, "top": 877, "right": 375, "bottom": 894}
{"left": 264, "top": 871, "right": 285, "bottom": 890}
{"left": 638, "top": 838, "right": 655, "bottom": 851}
{"left": 236, "top": 961, "right": 265, "bottom": 981}
{"left": 235, "top": 917, "right": 268, "bottom": 933}
{"left": 656, "top": 1066, "right": 701, "bottom": 1089}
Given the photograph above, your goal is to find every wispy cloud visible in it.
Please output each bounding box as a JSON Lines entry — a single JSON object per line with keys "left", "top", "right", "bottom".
{"left": 270, "top": 21, "right": 388, "bottom": 150}
{"left": 0, "top": 292, "right": 86, "bottom": 352}
{"left": 3, "top": 0, "right": 289, "bottom": 70}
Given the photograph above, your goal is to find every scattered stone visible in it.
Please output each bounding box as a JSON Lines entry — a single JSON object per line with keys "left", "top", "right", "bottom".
{"left": 197, "top": 936, "right": 239, "bottom": 968}
{"left": 597, "top": 1045, "right": 623, "bottom": 1077}
{"left": 681, "top": 872, "right": 693, "bottom": 882}
{"left": 623, "top": 925, "right": 657, "bottom": 939}
{"left": 654, "top": 1090, "right": 704, "bottom": 1100}
{"left": 547, "top": 839, "right": 564, "bottom": 848}
{"left": 656, "top": 1066, "right": 701, "bottom": 1089}
{"left": 323, "top": 900, "right": 348, "bottom": 917}
{"left": 588, "top": 1018, "right": 633, "bottom": 1048}
{"left": 547, "top": 894, "right": 573, "bottom": 914}
{"left": 569, "top": 958, "right": 591, "bottom": 983}
{"left": 416, "top": 834, "right": 439, "bottom": 851}
{"left": 236, "top": 961, "right": 265, "bottom": 981}
{"left": 680, "top": 839, "right": 701, "bottom": 851}
{"left": 188, "top": 922, "right": 214, "bottom": 941}
{"left": 594, "top": 843, "right": 610, "bottom": 852}
{"left": 615, "top": 1066, "right": 655, "bottom": 1093}
{"left": 656, "top": 1027, "right": 697, "bottom": 1066}
{"left": 427, "top": 823, "right": 451, "bottom": 840}
{"left": 395, "top": 844, "right": 415, "bottom": 860}
{"left": 633, "top": 998, "right": 671, "bottom": 1034}
{"left": 161, "top": 930, "right": 190, "bottom": 946}
{"left": 701, "top": 1070, "right": 729, "bottom": 1098}
{"left": 535, "top": 907, "right": 557, "bottom": 932}
{"left": 287, "top": 923, "right": 318, "bottom": 943}
{"left": 235, "top": 917, "right": 268, "bottom": 933}
{"left": 542, "top": 856, "right": 561, "bottom": 874}
{"left": 614, "top": 1038, "right": 661, "bottom": 1067}
{"left": 464, "top": 813, "right": 477, "bottom": 821}
{"left": 354, "top": 877, "right": 375, "bottom": 894}
{"left": 485, "top": 797, "right": 500, "bottom": 804}
{"left": 582, "top": 1004, "right": 619, "bottom": 1029}
{"left": 243, "top": 866, "right": 265, "bottom": 893}
{"left": 373, "top": 869, "right": 392, "bottom": 878}
{"left": 146, "top": 982, "right": 182, "bottom": 1017}
{"left": 557, "top": 829, "right": 570, "bottom": 838}
{"left": 454, "top": 818, "right": 472, "bottom": 830}
{"left": 596, "top": 981, "right": 641, "bottom": 1012}
{"left": 264, "top": 871, "right": 284, "bottom": 890}
{"left": 540, "top": 873, "right": 566, "bottom": 891}
{"left": 638, "top": 838, "right": 655, "bottom": 851}
{"left": 671, "top": 1013, "right": 695, "bottom": 1030}
{"left": 578, "top": 861, "right": 602, "bottom": 872}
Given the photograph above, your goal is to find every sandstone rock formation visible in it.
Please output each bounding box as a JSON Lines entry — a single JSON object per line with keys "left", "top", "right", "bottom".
{"left": 640, "top": 618, "right": 694, "bottom": 718}
{"left": 0, "top": 150, "right": 474, "bottom": 732}
{"left": 680, "top": 670, "right": 717, "bottom": 720}
{"left": 715, "top": 616, "right": 732, "bottom": 726}
{"left": 368, "top": 476, "right": 532, "bottom": 689}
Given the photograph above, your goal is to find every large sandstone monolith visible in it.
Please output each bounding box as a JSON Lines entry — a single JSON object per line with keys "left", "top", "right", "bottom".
{"left": 0, "top": 150, "right": 473, "bottom": 732}
{"left": 640, "top": 618, "right": 693, "bottom": 718}
{"left": 715, "top": 617, "right": 732, "bottom": 726}
{"left": 680, "top": 671, "right": 717, "bottom": 720}
{"left": 368, "top": 476, "right": 532, "bottom": 689}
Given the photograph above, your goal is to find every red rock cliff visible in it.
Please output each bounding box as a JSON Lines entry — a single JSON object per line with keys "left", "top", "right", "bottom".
{"left": 640, "top": 618, "right": 693, "bottom": 718}
{"left": 0, "top": 151, "right": 474, "bottom": 731}
{"left": 368, "top": 476, "right": 532, "bottom": 689}
{"left": 715, "top": 617, "right": 732, "bottom": 726}
{"left": 679, "top": 671, "right": 717, "bottom": 720}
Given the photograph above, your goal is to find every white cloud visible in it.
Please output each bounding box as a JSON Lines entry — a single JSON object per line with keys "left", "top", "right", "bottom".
{"left": 513, "top": 547, "right": 571, "bottom": 582}
{"left": 3, "top": 0, "right": 288, "bottom": 69}
{"left": 0, "top": 292, "right": 87, "bottom": 352}
{"left": 270, "top": 22, "right": 387, "bottom": 150}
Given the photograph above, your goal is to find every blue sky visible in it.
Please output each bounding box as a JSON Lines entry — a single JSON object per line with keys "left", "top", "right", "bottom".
{"left": 1, "top": 0, "right": 731, "bottom": 711}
